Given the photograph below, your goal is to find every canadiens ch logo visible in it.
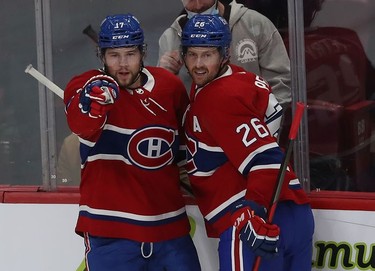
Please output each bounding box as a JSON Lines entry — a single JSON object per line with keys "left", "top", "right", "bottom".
{"left": 128, "top": 126, "right": 175, "bottom": 170}
{"left": 235, "top": 38, "right": 257, "bottom": 63}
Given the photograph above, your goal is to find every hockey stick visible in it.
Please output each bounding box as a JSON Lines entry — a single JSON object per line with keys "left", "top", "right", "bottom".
{"left": 83, "top": 25, "right": 99, "bottom": 44}
{"left": 25, "top": 64, "right": 64, "bottom": 99}
{"left": 252, "top": 102, "right": 305, "bottom": 271}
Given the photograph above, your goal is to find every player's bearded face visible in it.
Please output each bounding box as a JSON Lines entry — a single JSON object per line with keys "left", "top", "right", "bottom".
{"left": 184, "top": 47, "right": 223, "bottom": 87}
{"left": 103, "top": 47, "right": 143, "bottom": 88}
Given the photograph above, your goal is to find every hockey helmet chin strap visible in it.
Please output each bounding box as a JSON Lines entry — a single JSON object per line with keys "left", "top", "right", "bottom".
{"left": 210, "top": 50, "right": 230, "bottom": 81}
{"left": 127, "top": 66, "right": 144, "bottom": 89}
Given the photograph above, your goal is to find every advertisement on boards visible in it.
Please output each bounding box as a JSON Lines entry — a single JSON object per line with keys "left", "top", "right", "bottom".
{"left": 0, "top": 204, "right": 374, "bottom": 271}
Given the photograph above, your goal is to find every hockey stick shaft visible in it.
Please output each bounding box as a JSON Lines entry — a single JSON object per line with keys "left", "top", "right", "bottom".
{"left": 268, "top": 102, "right": 305, "bottom": 220}
{"left": 25, "top": 64, "right": 64, "bottom": 99}
{"left": 83, "top": 25, "right": 99, "bottom": 44}
{"left": 252, "top": 102, "right": 305, "bottom": 271}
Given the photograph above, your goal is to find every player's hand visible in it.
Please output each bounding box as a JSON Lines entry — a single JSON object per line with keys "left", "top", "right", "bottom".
{"left": 231, "top": 200, "right": 280, "bottom": 259}
{"left": 159, "top": 50, "right": 183, "bottom": 74}
{"left": 79, "top": 75, "right": 119, "bottom": 118}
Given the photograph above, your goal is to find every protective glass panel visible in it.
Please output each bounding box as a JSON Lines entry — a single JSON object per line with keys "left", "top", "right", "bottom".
{"left": 50, "top": 0, "right": 185, "bottom": 186}
{"left": 0, "top": 1, "right": 41, "bottom": 185}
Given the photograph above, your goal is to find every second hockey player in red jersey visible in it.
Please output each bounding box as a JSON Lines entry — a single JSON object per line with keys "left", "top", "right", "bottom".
{"left": 181, "top": 14, "right": 314, "bottom": 271}
{"left": 64, "top": 14, "right": 201, "bottom": 270}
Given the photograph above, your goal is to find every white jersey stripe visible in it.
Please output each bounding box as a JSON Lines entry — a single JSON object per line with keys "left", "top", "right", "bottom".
{"left": 80, "top": 205, "right": 186, "bottom": 222}
{"left": 250, "top": 164, "right": 290, "bottom": 172}
{"left": 205, "top": 190, "right": 246, "bottom": 221}
{"left": 87, "top": 154, "right": 132, "bottom": 164}
{"left": 198, "top": 141, "right": 223, "bottom": 152}
{"left": 239, "top": 142, "right": 279, "bottom": 174}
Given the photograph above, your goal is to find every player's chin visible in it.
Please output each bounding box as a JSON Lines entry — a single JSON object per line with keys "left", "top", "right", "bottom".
{"left": 116, "top": 74, "right": 131, "bottom": 87}
{"left": 192, "top": 73, "right": 208, "bottom": 86}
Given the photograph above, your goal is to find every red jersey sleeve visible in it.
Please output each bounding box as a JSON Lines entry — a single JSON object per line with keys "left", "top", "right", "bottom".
{"left": 64, "top": 70, "right": 110, "bottom": 140}
{"left": 198, "top": 72, "right": 307, "bottom": 207}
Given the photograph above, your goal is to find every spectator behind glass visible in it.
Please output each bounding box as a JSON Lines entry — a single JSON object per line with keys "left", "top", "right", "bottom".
{"left": 63, "top": 13, "right": 201, "bottom": 270}
{"left": 260, "top": 0, "right": 375, "bottom": 191}
{"left": 56, "top": 133, "right": 80, "bottom": 186}
{"left": 158, "top": 0, "right": 292, "bottom": 108}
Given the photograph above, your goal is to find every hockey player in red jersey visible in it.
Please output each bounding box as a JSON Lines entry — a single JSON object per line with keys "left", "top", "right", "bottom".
{"left": 181, "top": 14, "right": 314, "bottom": 271}
{"left": 63, "top": 14, "right": 201, "bottom": 270}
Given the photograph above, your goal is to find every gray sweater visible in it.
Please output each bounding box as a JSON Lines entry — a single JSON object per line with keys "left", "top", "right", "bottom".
{"left": 158, "top": 0, "right": 291, "bottom": 106}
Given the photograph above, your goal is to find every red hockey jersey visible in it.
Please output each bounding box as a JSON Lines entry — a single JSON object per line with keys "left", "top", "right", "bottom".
{"left": 64, "top": 67, "right": 191, "bottom": 242}
{"left": 184, "top": 65, "right": 309, "bottom": 236}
